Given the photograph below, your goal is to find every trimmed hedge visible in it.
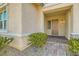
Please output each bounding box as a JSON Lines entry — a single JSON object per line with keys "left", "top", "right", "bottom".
{"left": 28, "top": 32, "right": 48, "bottom": 47}
{"left": 0, "top": 36, "right": 13, "bottom": 48}
{"left": 68, "top": 38, "right": 79, "bottom": 55}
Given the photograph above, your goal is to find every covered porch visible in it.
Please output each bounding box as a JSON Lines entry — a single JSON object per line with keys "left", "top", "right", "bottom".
{"left": 43, "top": 4, "right": 73, "bottom": 39}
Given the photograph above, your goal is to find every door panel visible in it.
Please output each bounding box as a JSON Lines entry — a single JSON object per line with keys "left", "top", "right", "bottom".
{"left": 52, "top": 19, "right": 58, "bottom": 36}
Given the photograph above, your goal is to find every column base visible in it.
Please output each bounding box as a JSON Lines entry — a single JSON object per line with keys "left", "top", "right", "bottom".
{"left": 9, "top": 36, "right": 31, "bottom": 51}
{"left": 70, "top": 33, "right": 79, "bottom": 38}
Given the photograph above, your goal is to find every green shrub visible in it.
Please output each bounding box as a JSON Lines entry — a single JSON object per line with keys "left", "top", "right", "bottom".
{"left": 28, "top": 32, "right": 48, "bottom": 47}
{"left": 68, "top": 38, "right": 79, "bottom": 55}
{"left": 0, "top": 36, "right": 13, "bottom": 49}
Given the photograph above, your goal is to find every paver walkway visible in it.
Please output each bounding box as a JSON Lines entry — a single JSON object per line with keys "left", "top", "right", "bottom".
{"left": 48, "top": 36, "right": 67, "bottom": 43}
{"left": 0, "top": 36, "right": 68, "bottom": 56}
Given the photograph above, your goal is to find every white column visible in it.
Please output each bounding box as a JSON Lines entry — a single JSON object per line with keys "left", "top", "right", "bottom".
{"left": 40, "top": 11, "right": 44, "bottom": 32}
{"left": 39, "top": 6, "right": 44, "bottom": 32}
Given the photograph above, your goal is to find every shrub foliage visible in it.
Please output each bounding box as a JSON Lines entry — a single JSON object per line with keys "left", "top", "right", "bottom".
{"left": 28, "top": 32, "right": 48, "bottom": 47}
{"left": 0, "top": 36, "right": 13, "bottom": 48}
{"left": 68, "top": 38, "right": 79, "bottom": 55}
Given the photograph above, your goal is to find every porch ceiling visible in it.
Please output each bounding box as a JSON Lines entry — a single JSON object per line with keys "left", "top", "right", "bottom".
{"left": 43, "top": 4, "right": 72, "bottom": 14}
{"left": 44, "top": 9, "right": 68, "bottom": 17}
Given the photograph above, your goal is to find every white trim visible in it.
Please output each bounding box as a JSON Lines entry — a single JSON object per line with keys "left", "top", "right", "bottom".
{"left": 43, "top": 3, "right": 60, "bottom": 8}
{"left": 0, "top": 32, "right": 32, "bottom": 37}
{"left": 70, "top": 33, "right": 79, "bottom": 38}
{"left": 0, "top": 29, "right": 7, "bottom": 32}
{"left": 70, "top": 33, "right": 79, "bottom": 35}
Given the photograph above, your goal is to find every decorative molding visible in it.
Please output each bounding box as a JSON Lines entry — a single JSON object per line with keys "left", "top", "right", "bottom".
{"left": 0, "top": 32, "right": 33, "bottom": 37}
{"left": 70, "top": 33, "right": 79, "bottom": 38}
{"left": 71, "top": 33, "right": 79, "bottom": 35}
{"left": 43, "top": 3, "right": 61, "bottom": 8}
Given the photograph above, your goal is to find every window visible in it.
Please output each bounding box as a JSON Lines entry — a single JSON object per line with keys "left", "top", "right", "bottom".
{"left": 48, "top": 21, "right": 51, "bottom": 29}
{"left": 0, "top": 7, "right": 8, "bottom": 31}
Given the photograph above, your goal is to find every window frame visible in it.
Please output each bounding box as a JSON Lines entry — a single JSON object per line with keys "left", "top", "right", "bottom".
{"left": 0, "top": 6, "right": 8, "bottom": 33}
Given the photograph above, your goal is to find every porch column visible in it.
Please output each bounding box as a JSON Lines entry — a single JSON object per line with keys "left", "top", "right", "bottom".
{"left": 40, "top": 10, "right": 44, "bottom": 32}
{"left": 38, "top": 6, "right": 44, "bottom": 32}
{"left": 71, "top": 4, "right": 79, "bottom": 38}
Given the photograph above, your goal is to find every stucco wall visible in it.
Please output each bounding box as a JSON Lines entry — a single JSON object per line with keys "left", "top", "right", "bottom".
{"left": 8, "top": 4, "right": 44, "bottom": 50}
{"left": 71, "top": 4, "right": 79, "bottom": 38}
{"left": 72, "top": 4, "right": 79, "bottom": 33}
{"left": 22, "top": 4, "right": 44, "bottom": 34}
{"left": 8, "top": 4, "right": 22, "bottom": 34}
{"left": 8, "top": 3, "right": 44, "bottom": 50}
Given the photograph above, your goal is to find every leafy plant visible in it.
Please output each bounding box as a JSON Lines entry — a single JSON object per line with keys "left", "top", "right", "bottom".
{"left": 0, "top": 36, "right": 13, "bottom": 49}
{"left": 28, "top": 32, "right": 48, "bottom": 47}
{"left": 68, "top": 38, "right": 79, "bottom": 55}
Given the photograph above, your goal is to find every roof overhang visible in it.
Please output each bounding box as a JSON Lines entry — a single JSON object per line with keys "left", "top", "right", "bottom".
{"left": 43, "top": 3, "right": 73, "bottom": 14}
{"left": 0, "top": 3, "right": 7, "bottom": 13}
{"left": 0, "top": 3, "right": 7, "bottom": 8}
{"left": 33, "top": 3, "right": 42, "bottom": 6}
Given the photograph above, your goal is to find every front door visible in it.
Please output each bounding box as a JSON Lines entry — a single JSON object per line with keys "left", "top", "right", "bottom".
{"left": 52, "top": 19, "right": 58, "bottom": 36}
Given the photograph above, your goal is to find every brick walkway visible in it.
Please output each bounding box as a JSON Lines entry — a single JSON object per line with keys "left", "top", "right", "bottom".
{"left": 0, "top": 36, "right": 68, "bottom": 56}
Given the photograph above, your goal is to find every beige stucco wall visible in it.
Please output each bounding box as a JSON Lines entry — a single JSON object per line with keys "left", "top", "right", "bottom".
{"left": 65, "top": 4, "right": 79, "bottom": 39}
{"left": 22, "top": 4, "right": 44, "bottom": 34}
{"left": 72, "top": 4, "right": 79, "bottom": 33}
{"left": 7, "top": 3, "right": 44, "bottom": 50}
{"left": 8, "top": 3, "right": 44, "bottom": 35}
{"left": 8, "top": 4, "right": 22, "bottom": 34}
{"left": 69, "top": 4, "right": 79, "bottom": 38}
